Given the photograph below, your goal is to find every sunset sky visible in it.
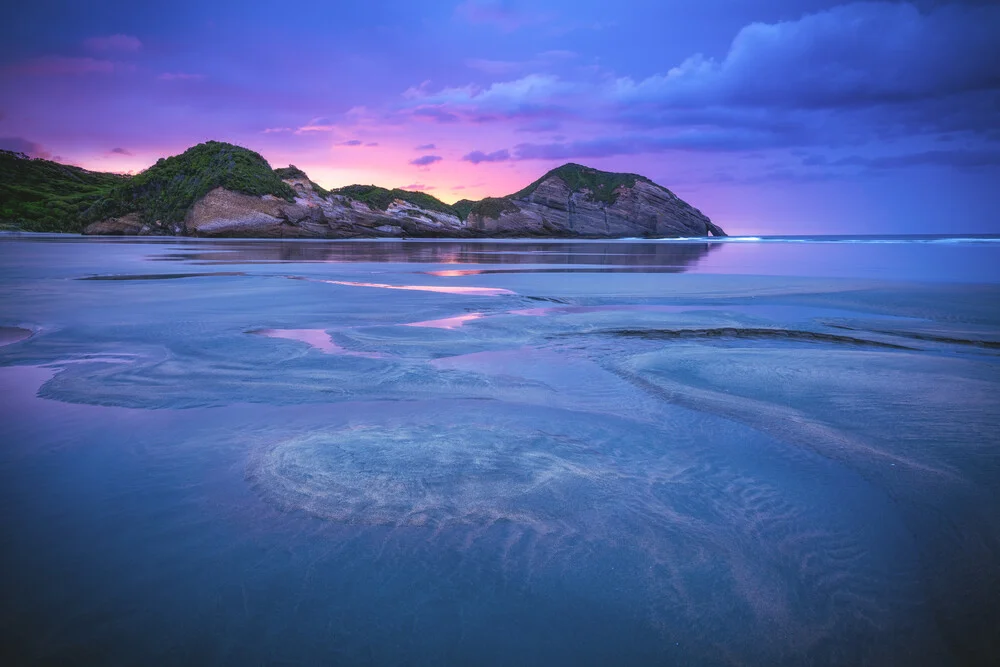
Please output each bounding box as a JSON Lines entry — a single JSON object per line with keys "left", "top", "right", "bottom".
{"left": 2, "top": 0, "right": 999, "bottom": 235}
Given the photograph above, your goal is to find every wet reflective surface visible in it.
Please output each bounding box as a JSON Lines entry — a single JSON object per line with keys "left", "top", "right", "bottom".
{"left": 1, "top": 234, "right": 999, "bottom": 666}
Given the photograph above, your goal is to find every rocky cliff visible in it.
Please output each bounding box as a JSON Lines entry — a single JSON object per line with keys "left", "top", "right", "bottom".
{"left": 463, "top": 164, "right": 724, "bottom": 238}
{"left": 0, "top": 141, "right": 726, "bottom": 238}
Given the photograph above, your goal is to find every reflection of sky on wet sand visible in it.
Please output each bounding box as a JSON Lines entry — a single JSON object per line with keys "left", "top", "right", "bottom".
{"left": 250, "top": 328, "right": 342, "bottom": 354}
{"left": 405, "top": 313, "right": 484, "bottom": 329}
{"left": 250, "top": 328, "right": 383, "bottom": 358}
{"left": 327, "top": 280, "right": 516, "bottom": 296}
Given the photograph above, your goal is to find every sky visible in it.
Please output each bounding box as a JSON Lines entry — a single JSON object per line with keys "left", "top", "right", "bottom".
{"left": 2, "top": 0, "right": 999, "bottom": 235}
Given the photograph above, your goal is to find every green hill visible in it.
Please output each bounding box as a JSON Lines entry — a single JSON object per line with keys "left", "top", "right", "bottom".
{"left": 86, "top": 141, "right": 296, "bottom": 225}
{"left": 332, "top": 185, "right": 456, "bottom": 217}
{"left": 0, "top": 148, "right": 702, "bottom": 235}
{"left": 510, "top": 163, "right": 654, "bottom": 205}
{"left": 466, "top": 197, "right": 519, "bottom": 220}
{"left": 450, "top": 163, "right": 659, "bottom": 221}
{"left": 0, "top": 150, "right": 126, "bottom": 232}
{"left": 452, "top": 199, "right": 476, "bottom": 220}
{"left": 274, "top": 165, "right": 330, "bottom": 198}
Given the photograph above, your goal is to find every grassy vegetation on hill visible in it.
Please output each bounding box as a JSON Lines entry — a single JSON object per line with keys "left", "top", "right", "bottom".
{"left": 452, "top": 199, "right": 476, "bottom": 220}
{"left": 273, "top": 165, "right": 309, "bottom": 180}
{"left": 274, "top": 165, "right": 330, "bottom": 198}
{"left": 448, "top": 163, "right": 657, "bottom": 222}
{"left": 333, "top": 185, "right": 456, "bottom": 217}
{"left": 510, "top": 163, "right": 653, "bottom": 205}
{"left": 0, "top": 150, "right": 126, "bottom": 232}
{"left": 87, "top": 141, "right": 296, "bottom": 225}
{"left": 468, "top": 197, "right": 519, "bottom": 220}
{"left": 1, "top": 147, "right": 670, "bottom": 235}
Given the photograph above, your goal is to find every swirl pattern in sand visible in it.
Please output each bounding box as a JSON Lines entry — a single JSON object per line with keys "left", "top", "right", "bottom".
{"left": 244, "top": 400, "right": 940, "bottom": 662}
{"left": 246, "top": 412, "right": 616, "bottom": 530}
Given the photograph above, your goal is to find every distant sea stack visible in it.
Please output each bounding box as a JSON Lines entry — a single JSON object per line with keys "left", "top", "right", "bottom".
{"left": 0, "top": 142, "right": 725, "bottom": 238}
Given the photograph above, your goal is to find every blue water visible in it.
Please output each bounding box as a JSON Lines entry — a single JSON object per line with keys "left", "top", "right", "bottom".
{"left": 1, "top": 234, "right": 999, "bottom": 666}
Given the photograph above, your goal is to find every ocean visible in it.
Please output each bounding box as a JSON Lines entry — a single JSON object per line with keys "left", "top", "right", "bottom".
{"left": 1, "top": 234, "right": 999, "bottom": 666}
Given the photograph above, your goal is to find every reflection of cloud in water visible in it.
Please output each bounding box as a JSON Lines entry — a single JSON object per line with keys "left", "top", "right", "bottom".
{"left": 249, "top": 328, "right": 382, "bottom": 357}
{"left": 405, "top": 313, "right": 484, "bottom": 329}
{"left": 250, "top": 329, "right": 342, "bottom": 354}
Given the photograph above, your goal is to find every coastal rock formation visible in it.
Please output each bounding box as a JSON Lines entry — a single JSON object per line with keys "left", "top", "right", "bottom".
{"left": 81, "top": 212, "right": 145, "bottom": 236}
{"left": 179, "top": 179, "right": 471, "bottom": 239}
{"left": 465, "top": 165, "right": 724, "bottom": 238}
{"left": 2, "top": 141, "right": 726, "bottom": 238}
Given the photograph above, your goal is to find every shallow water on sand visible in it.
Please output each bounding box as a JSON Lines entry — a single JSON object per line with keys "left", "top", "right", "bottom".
{"left": 1, "top": 235, "right": 999, "bottom": 666}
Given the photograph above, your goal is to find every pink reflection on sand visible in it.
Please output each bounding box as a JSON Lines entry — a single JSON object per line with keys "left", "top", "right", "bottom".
{"left": 425, "top": 269, "right": 484, "bottom": 277}
{"left": 509, "top": 305, "right": 690, "bottom": 317}
{"left": 251, "top": 329, "right": 381, "bottom": 357}
{"left": 325, "top": 280, "right": 514, "bottom": 296}
{"left": 406, "top": 313, "right": 484, "bottom": 329}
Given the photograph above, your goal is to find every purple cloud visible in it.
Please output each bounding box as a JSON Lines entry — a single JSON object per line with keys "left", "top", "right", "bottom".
{"left": 293, "top": 117, "right": 337, "bottom": 133}
{"left": 462, "top": 149, "right": 511, "bottom": 164}
{"left": 404, "top": 74, "right": 577, "bottom": 119}
{"left": 412, "top": 107, "right": 460, "bottom": 123}
{"left": 410, "top": 155, "right": 443, "bottom": 166}
{"left": 84, "top": 34, "right": 142, "bottom": 52}
{"left": 415, "top": 143, "right": 436, "bottom": 150}
{"left": 402, "top": 183, "right": 435, "bottom": 191}
{"left": 395, "top": 3, "right": 1000, "bottom": 156}
{"left": 0, "top": 137, "right": 51, "bottom": 159}
{"left": 108, "top": 147, "right": 132, "bottom": 155}
{"left": 615, "top": 2, "right": 1000, "bottom": 109}
{"left": 510, "top": 128, "right": 795, "bottom": 161}
{"left": 339, "top": 140, "right": 363, "bottom": 146}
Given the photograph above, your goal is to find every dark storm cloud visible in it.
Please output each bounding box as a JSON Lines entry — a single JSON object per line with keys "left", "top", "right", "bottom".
{"left": 616, "top": 2, "right": 1000, "bottom": 110}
